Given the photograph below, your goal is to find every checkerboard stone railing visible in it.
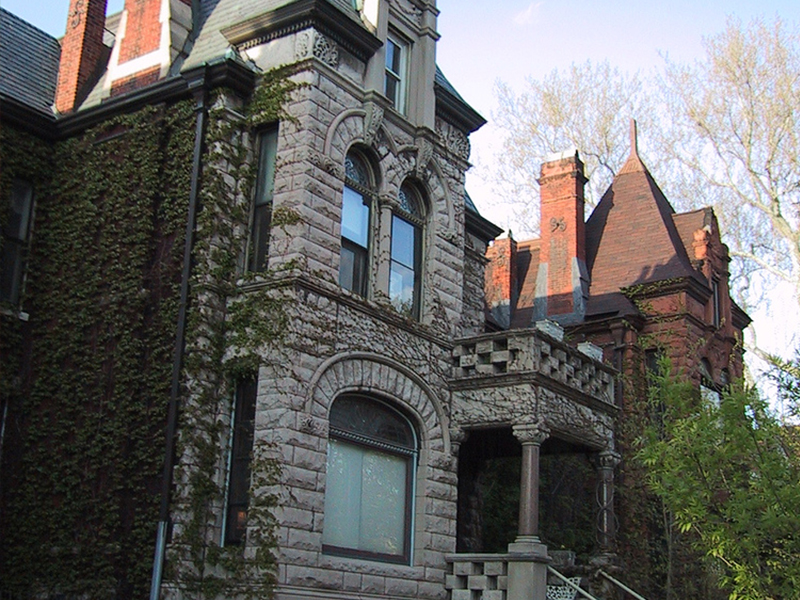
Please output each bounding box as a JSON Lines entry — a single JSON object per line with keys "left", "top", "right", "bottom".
{"left": 445, "top": 555, "right": 508, "bottom": 600}
{"left": 451, "top": 327, "right": 614, "bottom": 404}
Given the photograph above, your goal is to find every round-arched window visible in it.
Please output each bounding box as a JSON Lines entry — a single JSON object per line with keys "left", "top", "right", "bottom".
{"left": 390, "top": 182, "right": 424, "bottom": 318}
{"left": 323, "top": 395, "right": 417, "bottom": 563}
{"left": 339, "top": 151, "right": 374, "bottom": 298}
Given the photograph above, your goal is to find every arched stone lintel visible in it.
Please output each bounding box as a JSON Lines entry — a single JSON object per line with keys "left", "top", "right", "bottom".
{"left": 304, "top": 352, "right": 451, "bottom": 454}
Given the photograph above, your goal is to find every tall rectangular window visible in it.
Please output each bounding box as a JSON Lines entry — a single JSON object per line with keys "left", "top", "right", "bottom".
{"left": 225, "top": 378, "right": 258, "bottom": 545}
{"left": 1, "top": 180, "right": 34, "bottom": 305}
{"left": 711, "top": 278, "right": 721, "bottom": 328}
{"left": 384, "top": 35, "right": 407, "bottom": 114}
{"left": 249, "top": 128, "right": 278, "bottom": 272}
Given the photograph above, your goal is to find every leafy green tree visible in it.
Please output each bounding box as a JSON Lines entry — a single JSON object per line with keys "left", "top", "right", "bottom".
{"left": 639, "top": 358, "right": 800, "bottom": 599}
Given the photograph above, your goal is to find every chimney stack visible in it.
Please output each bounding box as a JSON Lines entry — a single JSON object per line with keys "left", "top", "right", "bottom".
{"left": 55, "top": 0, "right": 109, "bottom": 113}
{"left": 534, "top": 149, "right": 589, "bottom": 324}
{"left": 485, "top": 234, "right": 518, "bottom": 328}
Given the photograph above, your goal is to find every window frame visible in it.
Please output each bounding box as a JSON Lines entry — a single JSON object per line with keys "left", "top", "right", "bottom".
{"left": 1, "top": 179, "right": 35, "bottom": 305}
{"left": 384, "top": 34, "right": 408, "bottom": 114}
{"left": 248, "top": 127, "right": 279, "bottom": 273}
{"left": 223, "top": 377, "right": 258, "bottom": 546}
{"left": 339, "top": 151, "right": 375, "bottom": 298}
{"left": 322, "top": 394, "right": 418, "bottom": 564}
{"left": 389, "top": 182, "right": 424, "bottom": 319}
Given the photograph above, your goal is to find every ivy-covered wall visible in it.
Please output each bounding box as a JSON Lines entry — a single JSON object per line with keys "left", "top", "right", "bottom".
{"left": 0, "top": 101, "right": 194, "bottom": 598}
{"left": 0, "top": 75, "right": 296, "bottom": 599}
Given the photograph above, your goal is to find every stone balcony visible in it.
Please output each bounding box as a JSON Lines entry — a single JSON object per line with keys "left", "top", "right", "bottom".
{"left": 448, "top": 321, "right": 616, "bottom": 454}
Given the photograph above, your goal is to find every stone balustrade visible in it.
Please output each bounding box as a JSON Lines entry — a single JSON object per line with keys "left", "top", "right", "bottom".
{"left": 445, "top": 554, "right": 509, "bottom": 600}
{"left": 451, "top": 326, "right": 615, "bottom": 405}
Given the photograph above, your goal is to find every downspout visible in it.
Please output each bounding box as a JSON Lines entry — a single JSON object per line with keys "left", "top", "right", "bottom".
{"left": 150, "top": 70, "right": 208, "bottom": 600}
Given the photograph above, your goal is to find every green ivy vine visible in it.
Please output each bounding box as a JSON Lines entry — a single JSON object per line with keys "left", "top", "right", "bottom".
{"left": 0, "top": 70, "right": 301, "bottom": 600}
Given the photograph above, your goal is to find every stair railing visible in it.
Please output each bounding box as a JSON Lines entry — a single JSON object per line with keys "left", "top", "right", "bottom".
{"left": 597, "top": 570, "right": 649, "bottom": 600}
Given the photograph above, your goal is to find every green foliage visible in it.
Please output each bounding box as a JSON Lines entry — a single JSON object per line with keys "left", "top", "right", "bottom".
{"left": 639, "top": 357, "right": 800, "bottom": 599}
{"left": 0, "top": 102, "right": 195, "bottom": 598}
{"left": 165, "top": 75, "right": 299, "bottom": 598}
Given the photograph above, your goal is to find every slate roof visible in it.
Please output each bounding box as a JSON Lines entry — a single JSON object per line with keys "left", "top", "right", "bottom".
{"left": 583, "top": 145, "right": 705, "bottom": 317}
{"left": 0, "top": 8, "right": 60, "bottom": 115}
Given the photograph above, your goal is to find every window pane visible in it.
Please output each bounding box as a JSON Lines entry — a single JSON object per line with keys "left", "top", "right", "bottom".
{"left": 323, "top": 439, "right": 364, "bottom": 549}
{"left": 6, "top": 180, "right": 33, "bottom": 241}
{"left": 225, "top": 378, "right": 257, "bottom": 545}
{"left": 391, "top": 216, "right": 416, "bottom": 268}
{"left": 390, "top": 261, "right": 415, "bottom": 314}
{"left": 323, "top": 438, "right": 408, "bottom": 557}
{"left": 386, "top": 39, "right": 401, "bottom": 73}
{"left": 330, "top": 395, "right": 415, "bottom": 449}
{"left": 342, "top": 186, "right": 369, "bottom": 247}
{"left": 340, "top": 241, "right": 368, "bottom": 297}
{"left": 254, "top": 129, "right": 278, "bottom": 208}
{"left": 249, "top": 129, "right": 278, "bottom": 271}
{"left": 360, "top": 450, "right": 408, "bottom": 555}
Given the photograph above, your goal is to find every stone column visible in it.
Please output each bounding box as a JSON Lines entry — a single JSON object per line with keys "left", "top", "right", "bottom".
{"left": 593, "top": 449, "right": 621, "bottom": 554}
{"left": 512, "top": 422, "right": 550, "bottom": 541}
{"left": 507, "top": 422, "right": 550, "bottom": 600}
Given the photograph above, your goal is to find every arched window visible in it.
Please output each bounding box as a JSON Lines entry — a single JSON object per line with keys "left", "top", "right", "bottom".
{"left": 323, "top": 395, "right": 417, "bottom": 563}
{"left": 339, "top": 152, "right": 373, "bottom": 297}
{"left": 389, "top": 182, "right": 423, "bottom": 318}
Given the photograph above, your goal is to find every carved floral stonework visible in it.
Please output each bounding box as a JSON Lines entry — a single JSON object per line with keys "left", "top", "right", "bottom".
{"left": 393, "top": 0, "right": 423, "bottom": 25}
{"left": 313, "top": 33, "right": 339, "bottom": 68}
{"left": 436, "top": 121, "right": 471, "bottom": 161}
{"left": 294, "top": 30, "right": 312, "bottom": 61}
{"left": 415, "top": 138, "right": 434, "bottom": 178}
{"left": 307, "top": 149, "right": 345, "bottom": 180}
{"left": 594, "top": 449, "right": 622, "bottom": 470}
{"left": 363, "top": 102, "right": 384, "bottom": 147}
{"left": 295, "top": 31, "right": 339, "bottom": 68}
{"left": 513, "top": 421, "right": 551, "bottom": 445}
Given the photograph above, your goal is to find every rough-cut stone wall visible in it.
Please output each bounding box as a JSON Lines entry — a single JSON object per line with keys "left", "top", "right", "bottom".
{"left": 247, "top": 280, "right": 457, "bottom": 600}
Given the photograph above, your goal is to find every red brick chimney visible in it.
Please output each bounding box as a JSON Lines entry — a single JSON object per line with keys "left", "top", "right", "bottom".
{"left": 535, "top": 149, "right": 588, "bottom": 323}
{"left": 55, "top": 0, "right": 109, "bottom": 113}
{"left": 485, "top": 234, "right": 518, "bottom": 328}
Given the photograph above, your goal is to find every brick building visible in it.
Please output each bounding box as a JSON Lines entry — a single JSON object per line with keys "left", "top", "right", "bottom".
{"left": 0, "top": 2, "right": 743, "bottom": 600}
{"left": 485, "top": 126, "right": 751, "bottom": 596}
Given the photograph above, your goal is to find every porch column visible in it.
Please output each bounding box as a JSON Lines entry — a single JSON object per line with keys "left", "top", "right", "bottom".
{"left": 512, "top": 422, "right": 550, "bottom": 541}
{"left": 508, "top": 422, "right": 550, "bottom": 600}
{"left": 593, "top": 448, "right": 621, "bottom": 553}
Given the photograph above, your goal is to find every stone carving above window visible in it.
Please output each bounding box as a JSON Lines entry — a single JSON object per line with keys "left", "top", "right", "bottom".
{"left": 363, "top": 102, "right": 384, "bottom": 147}
{"left": 313, "top": 32, "right": 339, "bottom": 68}
{"left": 295, "top": 30, "right": 339, "bottom": 68}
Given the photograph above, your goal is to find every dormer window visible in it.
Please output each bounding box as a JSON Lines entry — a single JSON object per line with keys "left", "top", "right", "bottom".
{"left": 384, "top": 35, "right": 407, "bottom": 114}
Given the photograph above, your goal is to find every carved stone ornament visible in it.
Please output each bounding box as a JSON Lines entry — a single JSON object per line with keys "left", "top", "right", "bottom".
{"left": 307, "top": 149, "right": 345, "bottom": 180}
{"left": 69, "top": 0, "right": 86, "bottom": 28}
{"left": 363, "top": 102, "right": 384, "bottom": 147}
{"left": 550, "top": 216, "right": 567, "bottom": 232}
{"left": 313, "top": 32, "right": 339, "bottom": 68}
{"left": 512, "top": 421, "right": 550, "bottom": 445}
{"left": 595, "top": 449, "right": 622, "bottom": 470}
{"left": 294, "top": 30, "right": 313, "bottom": 61}
{"left": 437, "top": 123, "right": 470, "bottom": 161}
{"left": 395, "top": 0, "right": 423, "bottom": 25}
{"left": 449, "top": 427, "right": 468, "bottom": 455}
{"left": 415, "top": 138, "right": 434, "bottom": 178}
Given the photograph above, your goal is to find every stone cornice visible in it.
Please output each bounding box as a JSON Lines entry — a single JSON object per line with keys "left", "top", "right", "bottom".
{"left": 222, "top": 0, "right": 382, "bottom": 62}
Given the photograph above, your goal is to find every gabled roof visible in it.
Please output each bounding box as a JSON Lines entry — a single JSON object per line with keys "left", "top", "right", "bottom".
{"left": 584, "top": 135, "right": 704, "bottom": 317}
{"left": 0, "top": 8, "right": 60, "bottom": 115}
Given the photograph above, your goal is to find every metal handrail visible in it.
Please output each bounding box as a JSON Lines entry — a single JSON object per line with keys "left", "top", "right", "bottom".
{"left": 547, "top": 566, "right": 599, "bottom": 600}
{"left": 598, "top": 570, "right": 649, "bottom": 600}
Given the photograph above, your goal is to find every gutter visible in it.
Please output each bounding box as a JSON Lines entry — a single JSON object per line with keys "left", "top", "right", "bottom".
{"left": 149, "top": 68, "right": 209, "bottom": 600}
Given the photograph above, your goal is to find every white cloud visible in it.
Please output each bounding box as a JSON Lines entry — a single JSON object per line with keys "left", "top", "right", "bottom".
{"left": 513, "top": 2, "right": 543, "bottom": 26}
